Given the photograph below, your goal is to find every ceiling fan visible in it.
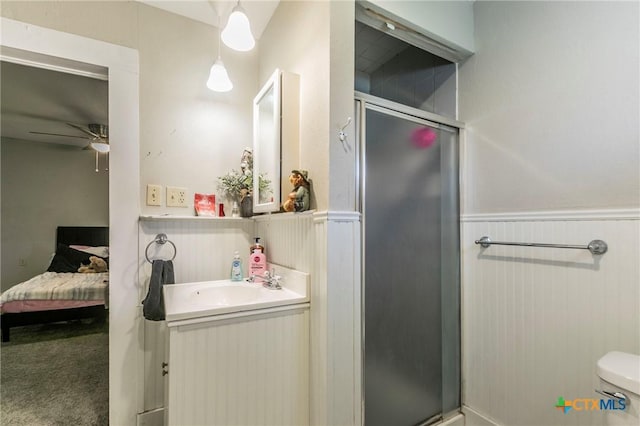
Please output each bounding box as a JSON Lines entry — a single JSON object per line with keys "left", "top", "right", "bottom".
{"left": 30, "top": 122, "right": 109, "bottom": 152}
{"left": 30, "top": 123, "right": 110, "bottom": 172}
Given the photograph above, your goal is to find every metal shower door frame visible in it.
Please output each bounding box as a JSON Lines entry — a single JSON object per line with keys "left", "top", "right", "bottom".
{"left": 356, "top": 91, "right": 464, "bottom": 424}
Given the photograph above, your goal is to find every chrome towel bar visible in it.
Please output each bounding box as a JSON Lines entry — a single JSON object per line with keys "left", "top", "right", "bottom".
{"left": 475, "top": 236, "right": 608, "bottom": 255}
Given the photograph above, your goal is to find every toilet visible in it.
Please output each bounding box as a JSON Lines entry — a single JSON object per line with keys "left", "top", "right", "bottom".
{"left": 597, "top": 351, "right": 640, "bottom": 425}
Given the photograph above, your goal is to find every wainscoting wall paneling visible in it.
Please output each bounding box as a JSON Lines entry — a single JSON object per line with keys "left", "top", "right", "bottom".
{"left": 461, "top": 209, "right": 640, "bottom": 426}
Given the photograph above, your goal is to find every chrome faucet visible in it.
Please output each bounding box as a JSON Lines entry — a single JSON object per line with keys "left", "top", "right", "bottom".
{"left": 247, "top": 269, "right": 282, "bottom": 290}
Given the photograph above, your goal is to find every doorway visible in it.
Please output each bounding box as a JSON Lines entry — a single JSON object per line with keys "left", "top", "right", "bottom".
{"left": 0, "top": 59, "right": 110, "bottom": 423}
{"left": 1, "top": 17, "right": 140, "bottom": 425}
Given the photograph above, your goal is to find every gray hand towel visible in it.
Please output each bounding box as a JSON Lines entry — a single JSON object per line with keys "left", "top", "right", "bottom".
{"left": 142, "top": 260, "right": 175, "bottom": 321}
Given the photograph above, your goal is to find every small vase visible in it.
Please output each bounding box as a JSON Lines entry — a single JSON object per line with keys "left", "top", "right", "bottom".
{"left": 231, "top": 201, "right": 240, "bottom": 218}
{"left": 240, "top": 195, "right": 253, "bottom": 217}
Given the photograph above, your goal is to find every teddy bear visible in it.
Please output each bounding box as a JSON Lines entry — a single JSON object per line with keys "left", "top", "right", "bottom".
{"left": 77, "top": 256, "right": 108, "bottom": 273}
{"left": 282, "top": 169, "right": 310, "bottom": 212}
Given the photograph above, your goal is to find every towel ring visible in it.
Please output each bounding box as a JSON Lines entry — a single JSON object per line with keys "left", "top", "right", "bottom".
{"left": 145, "top": 233, "right": 177, "bottom": 263}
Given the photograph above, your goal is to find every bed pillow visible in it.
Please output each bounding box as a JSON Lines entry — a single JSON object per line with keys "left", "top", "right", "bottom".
{"left": 47, "top": 244, "right": 108, "bottom": 273}
{"left": 69, "top": 245, "right": 109, "bottom": 258}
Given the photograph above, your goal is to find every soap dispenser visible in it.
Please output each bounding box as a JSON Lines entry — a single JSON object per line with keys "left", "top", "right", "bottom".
{"left": 249, "top": 238, "right": 267, "bottom": 278}
{"left": 230, "top": 251, "right": 243, "bottom": 281}
{"left": 249, "top": 237, "right": 264, "bottom": 254}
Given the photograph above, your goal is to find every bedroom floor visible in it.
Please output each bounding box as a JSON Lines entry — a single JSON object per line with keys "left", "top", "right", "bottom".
{"left": 0, "top": 318, "right": 108, "bottom": 425}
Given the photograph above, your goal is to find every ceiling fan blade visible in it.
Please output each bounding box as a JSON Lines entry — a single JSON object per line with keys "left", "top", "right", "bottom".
{"left": 29, "top": 131, "right": 89, "bottom": 139}
{"left": 67, "top": 122, "right": 100, "bottom": 139}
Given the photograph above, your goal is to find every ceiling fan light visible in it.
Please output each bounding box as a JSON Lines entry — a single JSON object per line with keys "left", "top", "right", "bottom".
{"left": 207, "top": 58, "right": 233, "bottom": 92}
{"left": 91, "top": 141, "right": 110, "bottom": 153}
{"left": 221, "top": 5, "right": 255, "bottom": 52}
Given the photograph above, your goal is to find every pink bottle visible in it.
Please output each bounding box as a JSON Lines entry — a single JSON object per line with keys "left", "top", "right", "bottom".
{"left": 249, "top": 237, "right": 267, "bottom": 277}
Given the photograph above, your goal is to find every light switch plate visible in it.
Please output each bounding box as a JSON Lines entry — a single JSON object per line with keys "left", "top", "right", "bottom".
{"left": 146, "top": 184, "right": 162, "bottom": 206}
{"left": 167, "top": 186, "right": 187, "bottom": 207}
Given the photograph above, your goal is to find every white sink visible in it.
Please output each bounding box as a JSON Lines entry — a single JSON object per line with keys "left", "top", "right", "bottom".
{"left": 189, "top": 284, "right": 263, "bottom": 307}
{"left": 163, "top": 264, "right": 310, "bottom": 323}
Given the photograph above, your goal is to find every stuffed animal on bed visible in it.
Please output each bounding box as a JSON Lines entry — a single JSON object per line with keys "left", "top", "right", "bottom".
{"left": 77, "top": 256, "right": 108, "bottom": 273}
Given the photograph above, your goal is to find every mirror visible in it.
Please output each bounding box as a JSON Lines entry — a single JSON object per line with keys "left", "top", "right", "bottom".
{"left": 253, "top": 69, "right": 281, "bottom": 213}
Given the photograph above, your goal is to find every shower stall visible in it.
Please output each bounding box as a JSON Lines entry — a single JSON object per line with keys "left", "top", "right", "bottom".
{"left": 354, "top": 8, "right": 463, "bottom": 422}
{"left": 357, "top": 93, "right": 462, "bottom": 425}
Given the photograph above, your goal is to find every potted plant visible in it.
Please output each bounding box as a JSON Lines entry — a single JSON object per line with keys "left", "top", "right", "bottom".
{"left": 217, "top": 149, "right": 271, "bottom": 217}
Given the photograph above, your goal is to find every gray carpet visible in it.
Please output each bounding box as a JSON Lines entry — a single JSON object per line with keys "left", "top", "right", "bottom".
{"left": 0, "top": 319, "right": 109, "bottom": 425}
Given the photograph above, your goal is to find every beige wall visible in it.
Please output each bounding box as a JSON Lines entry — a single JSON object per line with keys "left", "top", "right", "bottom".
{"left": 0, "top": 1, "right": 138, "bottom": 49}
{"left": 459, "top": 1, "right": 640, "bottom": 214}
{"left": 258, "top": 0, "right": 331, "bottom": 211}
{"left": 257, "top": 0, "right": 357, "bottom": 212}
{"left": 137, "top": 5, "right": 258, "bottom": 215}
{"left": 1, "top": 1, "right": 258, "bottom": 216}
{"left": 1, "top": 138, "right": 109, "bottom": 291}
{"left": 328, "top": 0, "right": 356, "bottom": 211}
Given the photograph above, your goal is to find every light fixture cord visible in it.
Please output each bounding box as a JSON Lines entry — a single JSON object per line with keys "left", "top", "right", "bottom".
{"left": 217, "top": 12, "right": 222, "bottom": 60}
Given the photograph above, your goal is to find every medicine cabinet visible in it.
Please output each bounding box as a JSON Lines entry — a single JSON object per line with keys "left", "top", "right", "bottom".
{"left": 252, "top": 69, "right": 300, "bottom": 213}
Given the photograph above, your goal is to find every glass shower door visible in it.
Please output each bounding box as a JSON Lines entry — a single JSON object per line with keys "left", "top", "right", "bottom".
{"left": 362, "top": 102, "right": 460, "bottom": 425}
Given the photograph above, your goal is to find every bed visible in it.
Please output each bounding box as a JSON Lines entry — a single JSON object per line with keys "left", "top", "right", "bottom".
{"left": 1, "top": 226, "right": 109, "bottom": 342}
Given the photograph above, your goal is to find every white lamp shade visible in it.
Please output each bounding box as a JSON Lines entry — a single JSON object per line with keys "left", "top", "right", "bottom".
{"left": 91, "top": 141, "right": 110, "bottom": 152}
{"left": 207, "top": 59, "right": 233, "bottom": 92}
{"left": 221, "top": 5, "right": 255, "bottom": 52}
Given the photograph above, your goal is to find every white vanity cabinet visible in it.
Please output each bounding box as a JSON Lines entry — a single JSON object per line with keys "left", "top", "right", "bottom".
{"left": 165, "top": 305, "right": 310, "bottom": 426}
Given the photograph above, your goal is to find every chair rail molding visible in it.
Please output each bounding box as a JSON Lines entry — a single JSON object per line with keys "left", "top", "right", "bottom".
{"left": 313, "top": 210, "right": 361, "bottom": 223}
{"left": 462, "top": 208, "right": 640, "bottom": 222}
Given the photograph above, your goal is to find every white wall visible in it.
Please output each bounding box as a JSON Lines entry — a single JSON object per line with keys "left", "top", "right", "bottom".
{"left": 459, "top": 1, "right": 639, "bottom": 214}
{"left": 258, "top": 3, "right": 362, "bottom": 425}
{"left": 367, "top": 0, "right": 475, "bottom": 55}
{"left": 458, "top": 2, "right": 640, "bottom": 425}
{"left": 0, "top": 138, "right": 109, "bottom": 291}
{"left": 256, "top": 212, "right": 362, "bottom": 426}
{"left": 462, "top": 213, "right": 640, "bottom": 426}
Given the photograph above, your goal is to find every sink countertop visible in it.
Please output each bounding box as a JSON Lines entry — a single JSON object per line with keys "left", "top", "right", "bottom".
{"left": 163, "top": 264, "right": 310, "bottom": 323}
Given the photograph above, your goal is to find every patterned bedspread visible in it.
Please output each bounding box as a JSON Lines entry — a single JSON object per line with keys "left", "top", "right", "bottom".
{"left": 0, "top": 272, "right": 108, "bottom": 305}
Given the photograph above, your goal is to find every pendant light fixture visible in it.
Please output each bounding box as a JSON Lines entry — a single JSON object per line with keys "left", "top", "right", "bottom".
{"left": 221, "top": 1, "right": 255, "bottom": 52}
{"left": 207, "top": 20, "right": 233, "bottom": 92}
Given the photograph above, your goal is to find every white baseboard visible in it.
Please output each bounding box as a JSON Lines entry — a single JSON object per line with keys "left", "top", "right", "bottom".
{"left": 441, "top": 412, "right": 465, "bottom": 426}
{"left": 137, "top": 408, "right": 164, "bottom": 426}
{"left": 461, "top": 405, "right": 499, "bottom": 426}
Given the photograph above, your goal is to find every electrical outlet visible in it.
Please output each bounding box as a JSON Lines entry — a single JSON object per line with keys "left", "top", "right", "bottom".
{"left": 167, "top": 186, "right": 188, "bottom": 207}
{"left": 147, "top": 184, "right": 162, "bottom": 206}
